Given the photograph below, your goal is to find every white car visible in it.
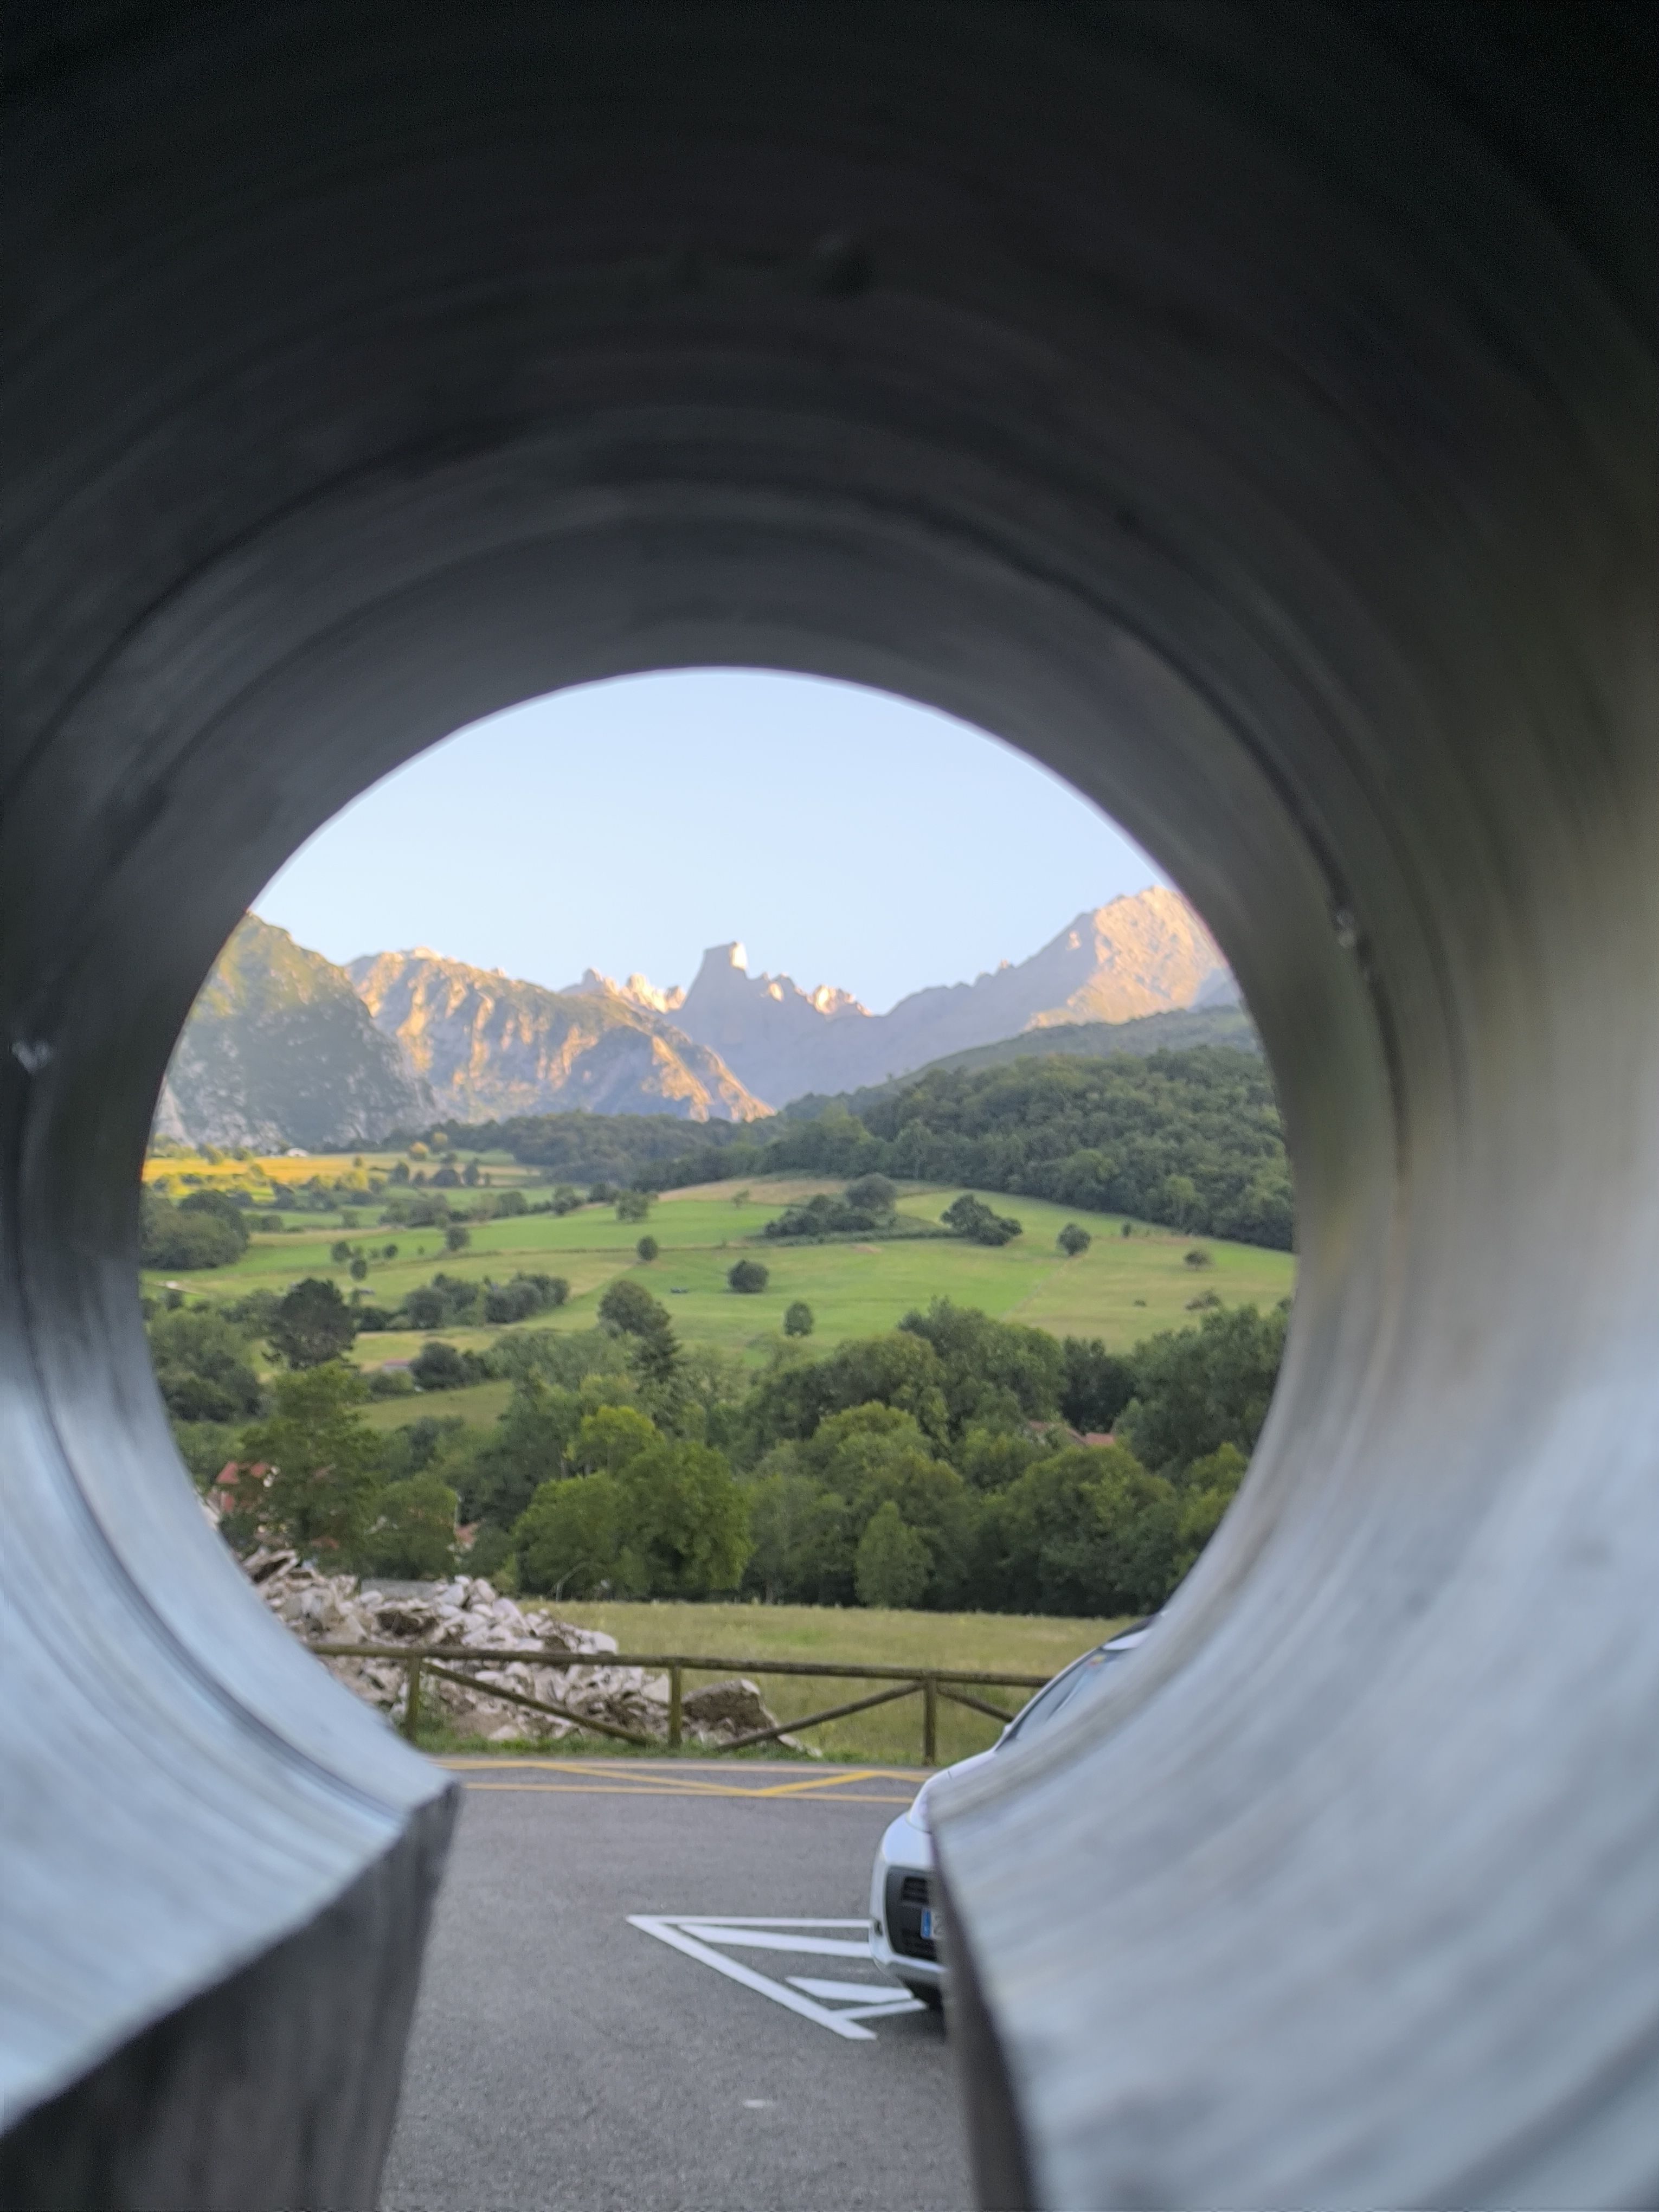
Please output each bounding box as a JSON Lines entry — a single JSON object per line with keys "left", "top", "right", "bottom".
{"left": 868, "top": 1619, "right": 1154, "bottom": 2007}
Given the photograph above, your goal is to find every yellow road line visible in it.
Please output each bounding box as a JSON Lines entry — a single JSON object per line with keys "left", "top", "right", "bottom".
{"left": 440, "top": 1757, "right": 916, "bottom": 1803}
{"left": 439, "top": 1757, "right": 922, "bottom": 1794}
{"left": 458, "top": 1780, "right": 915, "bottom": 1803}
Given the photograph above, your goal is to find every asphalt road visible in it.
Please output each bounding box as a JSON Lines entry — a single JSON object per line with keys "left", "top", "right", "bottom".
{"left": 380, "top": 1759, "right": 973, "bottom": 2212}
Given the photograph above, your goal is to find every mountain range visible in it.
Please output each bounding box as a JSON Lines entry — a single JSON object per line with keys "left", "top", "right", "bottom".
{"left": 612, "top": 885, "right": 1232, "bottom": 1103}
{"left": 156, "top": 888, "right": 1237, "bottom": 1149}
{"left": 348, "top": 949, "right": 767, "bottom": 1124}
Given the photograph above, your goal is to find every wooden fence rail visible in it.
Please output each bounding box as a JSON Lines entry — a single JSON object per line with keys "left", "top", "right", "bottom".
{"left": 307, "top": 1643, "right": 1054, "bottom": 1764}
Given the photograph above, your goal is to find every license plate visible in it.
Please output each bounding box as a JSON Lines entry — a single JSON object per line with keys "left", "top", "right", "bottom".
{"left": 920, "top": 1907, "right": 943, "bottom": 1943}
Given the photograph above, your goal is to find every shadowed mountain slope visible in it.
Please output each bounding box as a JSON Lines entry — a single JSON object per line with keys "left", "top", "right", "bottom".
{"left": 155, "top": 917, "right": 433, "bottom": 1150}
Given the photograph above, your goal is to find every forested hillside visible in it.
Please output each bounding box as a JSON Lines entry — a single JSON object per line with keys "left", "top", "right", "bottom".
{"left": 419, "top": 1045, "right": 1290, "bottom": 1251}
{"left": 643, "top": 1048, "right": 1291, "bottom": 1251}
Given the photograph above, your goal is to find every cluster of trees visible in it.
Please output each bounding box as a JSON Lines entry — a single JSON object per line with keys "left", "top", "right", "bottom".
{"left": 355, "top": 1269, "right": 569, "bottom": 1334}
{"left": 399, "top": 1111, "right": 757, "bottom": 1184}
{"left": 378, "top": 1185, "right": 532, "bottom": 1230}
{"left": 164, "top": 1243, "right": 1285, "bottom": 1616}
{"left": 763, "top": 1175, "right": 899, "bottom": 1240}
{"left": 140, "top": 1188, "right": 252, "bottom": 1270}
{"left": 940, "top": 1192, "right": 1023, "bottom": 1246}
{"left": 639, "top": 1049, "right": 1291, "bottom": 1250}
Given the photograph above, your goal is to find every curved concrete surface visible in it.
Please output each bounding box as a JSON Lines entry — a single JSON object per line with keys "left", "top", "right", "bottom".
{"left": 3, "top": 7, "right": 1653, "bottom": 2204}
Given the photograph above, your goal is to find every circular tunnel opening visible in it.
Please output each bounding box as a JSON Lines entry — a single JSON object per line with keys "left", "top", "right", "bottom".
{"left": 144, "top": 662, "right": 1294, "bottom": 1679}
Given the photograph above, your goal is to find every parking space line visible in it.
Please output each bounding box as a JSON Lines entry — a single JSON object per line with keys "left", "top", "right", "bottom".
{"left": 628, "top": 1915, "right": 880, "bottom": 2041}
{"left": 671, "top": 1925, "right": 872, "bottom": 1957}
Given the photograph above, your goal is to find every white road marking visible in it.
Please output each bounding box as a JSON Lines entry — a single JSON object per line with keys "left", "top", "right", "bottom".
{"left": 787, "top": 1976, "right": 919, "bottom": 2005}
{"left": 628, "top": 1915, "right": 924, "bottom": 2040}
{"left": 680, "top": 1925, "right": 872, "bottom": 1957}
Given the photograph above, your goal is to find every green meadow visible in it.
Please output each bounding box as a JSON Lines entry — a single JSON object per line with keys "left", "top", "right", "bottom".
{"left": 516, "top": 1599, "right": 1133, "bottom": 1767}
{"left": 144, "top": 1160, "right": 1295, "bottom": 1427}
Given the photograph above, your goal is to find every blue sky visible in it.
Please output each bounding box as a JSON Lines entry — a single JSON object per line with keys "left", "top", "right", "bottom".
{"left": 255, "top": 669, "right": 1163, "bottom": 1013}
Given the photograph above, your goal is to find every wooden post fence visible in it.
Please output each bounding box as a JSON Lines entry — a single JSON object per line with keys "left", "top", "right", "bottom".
{"left": 307, "top": 1644, "right": 1053, "bottom": 1765}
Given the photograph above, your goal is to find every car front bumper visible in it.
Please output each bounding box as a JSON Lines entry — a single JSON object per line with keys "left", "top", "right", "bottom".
{"left": 869, "top": 1810, "right": 945, "bottom": 1997}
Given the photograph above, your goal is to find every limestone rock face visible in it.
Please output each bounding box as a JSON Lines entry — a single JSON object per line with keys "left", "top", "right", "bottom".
{"left": 238, "top": 1550, "right": 796, "bottom": 1749}
{"left": 681, "top": 1676, "right": 779, "bottom": 1735}
{"left": 348, "top": 948, "right": 769, "bottom": 1123}
{"left": 669, "top": 888, "right": 1233, "bottom": 1104}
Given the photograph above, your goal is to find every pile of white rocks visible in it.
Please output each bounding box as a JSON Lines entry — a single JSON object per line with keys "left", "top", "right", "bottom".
{"left": 241, "top": 1548, "right": 789, "bottom": 1748}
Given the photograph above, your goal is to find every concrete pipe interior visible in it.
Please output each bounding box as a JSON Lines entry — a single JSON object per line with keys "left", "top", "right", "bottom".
{"left": 4, "top": 7, "right": 1654, "bottom": 2207}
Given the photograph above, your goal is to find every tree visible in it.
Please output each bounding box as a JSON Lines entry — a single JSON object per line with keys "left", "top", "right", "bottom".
{"left": 597, "top": 1277, "right": 680, "bottom": 1390}
{"left": 140, "top": 1188, "right": 248, "bottom": 1269}
{"left": 1059, "top": 1338, "right": 1136, "bottom": 1435}
{"left": 1162, "top": 1174, "right": 1201, "bottom": 1231}
{"left": 844, "top": 1173, "right": 898, "bottom": 1215}
{"left": 1115, "top": 1302, "right": 1287, "bottom": 1475}
{"left": 615, "top": 1188, "right": 654, "bottom": 1223}
{"left": 410, "top": 1340, "right": 470, "bottom": 1392}
{"left": 513, "top": 1471, "right": 624, "bottom": 1597}
{"left": 481, "top": 1272, "right": 568, "bottom": 1324}
{"left": 1173, "top": 1443, "right": 1249, "bottom": 1577}
{"left": 268, "top": 1277, "right": 356, "bottom": 1368}
{"left": 349, "top": 1255, "right": 369, "bottom": 1281}
{"left": 147, "top": 1306, "right": 263, "bottom": 1426}
{"left": 987, "top": 1444, "right": 1178, "bottom": 1615}
{"left": 745, "top": 1330, "right": 951, "bottom": 1454}
{"left": 1058, "top": 1222, "right": 1091, "bottom": 1257}
{"left": 855, "top": 1500, "right": 931, "bottom": 1609}
{"left": 330, "top": 1239, "right": 351, "bottom": 1264}
{"left": 514, "top": 1437, "right": 750, "bottom": 1598}
{"left": 570, "top": 1404, "right": 658, "bottom": 1475}
{"left": 782, "top": 1301, "right": 814, "bottom": 1338}
{"left": 636, "top": 1234, "right": 659, "bottom": 1262}
{"left": 445, "top": 1223, "right": 470, "bottom": 1252}
{"left": 1183, "top": 1245, "right": 1214, "bottom": 1269}
{"left": 728, "top": 1259, "right": 769, "bottom": 1295}
{"left": 941, "top": 1193, "right": 1023, "bottom": 1246}
{"left": 616, "top": 1438, "right": 752, "bottom": 1595}
{"left": 956, "top": 1424, "right": 1047, "bottom": 1493}
{"left": 599, "top": 1277, "right": 671, "bottom": 1340}
{"left": 235, "top": 1362, "right": 386, "bottom": 1561}
{"left": 455, "top": 1378, "right": 590, "bottom": 1529}
{"left": 898, "top": 1300, "right": 1063, "bottom": 1437}
{"left": 359, "top": 1475, "right": 459, "bottom": 1579}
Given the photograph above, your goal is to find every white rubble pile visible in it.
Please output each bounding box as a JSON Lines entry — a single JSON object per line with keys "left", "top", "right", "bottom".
{"left": 240, "top": 1549, "right": 789, "bottom": 1747}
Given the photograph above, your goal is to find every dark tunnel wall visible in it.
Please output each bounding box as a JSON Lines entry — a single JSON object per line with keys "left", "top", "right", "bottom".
{"left": 3, "top": 7, "right": 1655, "bottom": 2205}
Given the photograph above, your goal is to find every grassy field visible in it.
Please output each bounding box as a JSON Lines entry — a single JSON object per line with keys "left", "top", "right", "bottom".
{"left": 516, "top": 1599, "right": 1129, "bottom": 1766}
{"left": 145, "top": 1158, "right": 1295, "bottom": 1430}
